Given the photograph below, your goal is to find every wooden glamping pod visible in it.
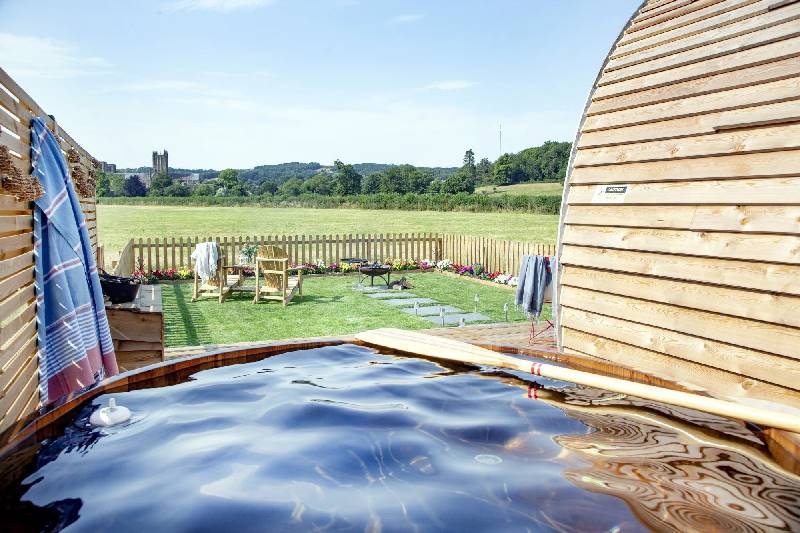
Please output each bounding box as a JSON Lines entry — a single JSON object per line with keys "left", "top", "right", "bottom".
{"left": 557, "top": 0, "right": 800, "bottom": 415}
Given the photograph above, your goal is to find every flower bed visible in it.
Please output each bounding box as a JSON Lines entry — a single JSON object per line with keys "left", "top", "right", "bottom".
{"left": 290, "top": 258, "right": 434, "bottom": 275}
{"left": 132, "top": 267, "right": 195, "bottom": 284}
{"left": 130, "top": 258, "right": 517, "bottom": 287}
{"left": 434, "top": 259, "right": 518, "bottom": 287}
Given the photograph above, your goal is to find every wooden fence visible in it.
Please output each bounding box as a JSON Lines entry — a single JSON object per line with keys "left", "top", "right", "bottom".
{"left": 113, "top": 232, "right": 555, "bottom": 277}
{"left": 0, "top": 67, "right": 99, "bottom": 435}
{"left": 441, "top": 234, "right": 556, "bottom": 277}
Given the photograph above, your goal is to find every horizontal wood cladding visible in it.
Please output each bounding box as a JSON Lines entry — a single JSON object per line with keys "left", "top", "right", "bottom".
{"left": 594, "top": 35, "right": 800, "bottom": 100}
{"left": 560, "top": 246, "right": 800, "bottom": 294}
{"left": 562, "top": 266, "right": 800, "bottom": 327}
{"left": 568, "top": 177, "right": 800, "bottom": 203}
{"left": 561, "top": 325, "right": 800, "bottom": 398}
{"left": 588, "top": 55, "right": 800, "bottom": 115}
{"left": 574, "top": 122, "right": 800, "bottom": 167}
{"left": 579, "top": 99, "right": 800, "bottom": 147}
{"left": 622, "top": 0, "right": 763, "bottom": 46}
{"left": 607, "top": 9, "right": 800, "bottom": 84}
{"left": 559, "top": 1, "right": 800, "bottom": 395}
{"left": 612, "top": 0, "right": 790, "bottom": 61}
{"left": 583, "top": 76, "right": 800, "bottom": 133}
{"left": 562, "top": 225, "right": 800, "bottom": 263}
{"left": 561, "top": 286, "right": 800, "bottom": 359}
{"left": 563, "top": 204, "right": 800, "bottom": 233}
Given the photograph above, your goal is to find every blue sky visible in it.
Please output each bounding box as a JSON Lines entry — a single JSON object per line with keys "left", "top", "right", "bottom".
{"left": 0, "top": 0, "right": 641, "bottom": 169}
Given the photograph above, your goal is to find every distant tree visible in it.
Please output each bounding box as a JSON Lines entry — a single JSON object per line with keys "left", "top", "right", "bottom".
{"left": 462, "top": 148, "right": 477, "bottom": 181}
{"left": 376, "top": 167, "right": 403, "bottom": 194}
{"left": 361, "top": 173, "right": 381, "bottom": 194}
{"left": 492, "top": 153, "right": 516, "bottom": 185}
{"left": 516, "top": 141, "right": 571, "bottom": 182}
{"left": 427, "top": 179, "right": 443, "bottom": 194}
{"left": 303, "top": 173, "right": 334, "bottom": 195}
{"left": 441, "top": 168, "right": 475, "bottom": 194}
{"left": 367, "top": 165, "right": 433, "bottom": 195}
{"left": 476, "top": 158, "right": 493, "bottom": 184}
{"left": 256, "top": 180, "right": 278, "bottom": 196}
{"left": 192, "top": 182, "right": 217, "bottom": 196}
{"left": 333, "top": 160, "right": 362, "bottom": 196}
{"left": 399, "top": 165, "right": 433, "bottom": 193}
{"left": 278, "top": 177, "right": 304, "bottom": 196}
{"left": 215, "top": 168, "right": 249, "bottom": 195}
{"left": 96, "top": 171, "right": 111, "bottom": 197}
{"left": 217, "top": 168, "right": 240, "bottom": 189}
{"left": 123, "top": 175, "right": 147, "bottom": 197}
{"left": 109, "top": 173, "right": 126, "bottom": 196}
{"left": 148, "top": 171, "right": 172, "bottom": 196}
{"left": 163, "top": 183, "right": 191, "bottom": 197}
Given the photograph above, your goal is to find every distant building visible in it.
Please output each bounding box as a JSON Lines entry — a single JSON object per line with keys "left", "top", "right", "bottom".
{"left": 100, "top": 161, "right": 117, "bottom": 173}
{"left": 173, "top": 173, "right": 200, "bottom": 186}
{"left": 152, "top": 150, "right": 169, "bottom": 177}
{"left": 123, "top": 173, "right": 151, "bottom": 187}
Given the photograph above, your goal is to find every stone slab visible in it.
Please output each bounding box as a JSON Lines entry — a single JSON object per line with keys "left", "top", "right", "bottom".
{"left": 366, "top": 292, "right": 417, "bottom": 299}
{"left": 381, "top": 298, "right": 437, "bottom": 306}
{"left": 400, "top": 305, "right": 461, "bottom": 316}
{"left": 356, "top": 285, "right": 389, "bottom": 292}
{"left": 422, "top": 312, "right": 492, "bottom": 325}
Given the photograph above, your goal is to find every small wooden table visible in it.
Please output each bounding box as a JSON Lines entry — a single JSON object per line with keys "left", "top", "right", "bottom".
{"left": 218, "top": 264, "right": 254, "bottom": 303}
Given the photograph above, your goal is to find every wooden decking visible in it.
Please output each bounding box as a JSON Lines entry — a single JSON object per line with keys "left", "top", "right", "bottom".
{"left": 421, "top": 321, "right": 557, "bottom": 353}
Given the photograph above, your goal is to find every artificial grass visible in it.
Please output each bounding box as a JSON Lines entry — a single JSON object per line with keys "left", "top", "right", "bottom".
{"left": 97, "top": 205, "right": 559, "bottom": 254}
{"left": 161, "top": 272, "right": 545, "bottom": 347}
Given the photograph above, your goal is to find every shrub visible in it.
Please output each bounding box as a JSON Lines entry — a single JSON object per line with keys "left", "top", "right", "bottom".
{"left": 98, "top": 192, "right": 561, "bottom": 214}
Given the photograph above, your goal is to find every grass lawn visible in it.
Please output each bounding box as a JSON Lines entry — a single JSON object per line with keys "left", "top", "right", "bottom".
{"left": 97, "top": 205, "right": 559, "bottom": 254}
{"left": 162, "top": 272, "right": 547, "bottom": 347}
{"left": 476, "top": 182, "right": 564, "bottom": 196}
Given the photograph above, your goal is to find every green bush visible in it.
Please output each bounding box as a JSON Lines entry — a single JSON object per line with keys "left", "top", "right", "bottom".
{"left": 97, "top": 192, "right": 562, "bottom": 214}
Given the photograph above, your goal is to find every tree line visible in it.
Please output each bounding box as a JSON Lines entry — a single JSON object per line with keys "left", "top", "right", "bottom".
{"left": 96, "top": 141, "right": 571, "bottom": 199}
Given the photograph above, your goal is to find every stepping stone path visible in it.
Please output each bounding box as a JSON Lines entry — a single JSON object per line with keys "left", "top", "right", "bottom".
{"left": 382, "top": 297, "right": 437, "bottom": 306}
{"left": 422, "top": 312, "right": 491, "bottom": 325}
{"left": 358, "top": 285, "right": 389, "bottom": 292}
{"left": 354, "top": 286, "right": 495, "bottom": 326}
{"left": 401, "top": 305, "right": 460, "bottom": 316}
{"left": 366, "top": 292, "right": 417, "bottom": 299}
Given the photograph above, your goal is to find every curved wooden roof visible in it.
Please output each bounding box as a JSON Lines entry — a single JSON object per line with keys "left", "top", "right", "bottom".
{"left": 557, "top": 0, "right": 800, "bottom": 393}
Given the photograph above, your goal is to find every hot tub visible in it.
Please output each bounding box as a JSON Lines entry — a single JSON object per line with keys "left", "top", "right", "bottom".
{"left": 1, "top": 342, "right": 799, "bottom": 532}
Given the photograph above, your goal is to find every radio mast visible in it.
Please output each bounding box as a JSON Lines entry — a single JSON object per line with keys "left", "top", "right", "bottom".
{"left": 499, "top": 123, "right": 502, "bottom": 156}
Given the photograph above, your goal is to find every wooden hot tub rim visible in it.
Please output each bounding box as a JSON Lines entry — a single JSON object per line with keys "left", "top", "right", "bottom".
{"left": 2, "top": 334, "right": 797, "bottom": 476}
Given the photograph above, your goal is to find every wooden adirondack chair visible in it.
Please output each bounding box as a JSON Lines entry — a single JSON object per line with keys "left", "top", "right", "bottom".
{"left": 192, "top": 241, "right": 225, "bottom": 303}
{"left": 253, "top": 245, "right": 302, "bottom": 306}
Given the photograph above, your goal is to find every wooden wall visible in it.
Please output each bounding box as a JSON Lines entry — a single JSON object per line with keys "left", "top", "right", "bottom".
{"left": 0, "top": 67, "right": 99, "bottom": 434}
{"left": 557, "top": 0, "right": 800, "bottom": 392}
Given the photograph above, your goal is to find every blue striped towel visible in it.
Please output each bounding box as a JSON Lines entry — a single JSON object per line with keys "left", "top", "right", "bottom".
{"left": 31, "top": 117, "right": 117, "bottom": 405}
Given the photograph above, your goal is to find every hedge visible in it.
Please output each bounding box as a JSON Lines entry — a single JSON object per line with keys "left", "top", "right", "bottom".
{"left": 97, "top": 192, "right": 562, "bottom": 214}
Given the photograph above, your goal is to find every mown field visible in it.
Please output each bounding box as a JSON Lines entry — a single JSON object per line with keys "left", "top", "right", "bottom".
{"left": 476, "top": 181, "right": 564, "bottom": 196}
{"left": 97, "top": 205, "right": 560, "bottom": 254}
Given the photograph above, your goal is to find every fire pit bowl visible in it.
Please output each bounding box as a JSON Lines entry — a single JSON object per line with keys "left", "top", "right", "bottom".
{"left": 359, "top": 264, "right": 391, "bottom": 286}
